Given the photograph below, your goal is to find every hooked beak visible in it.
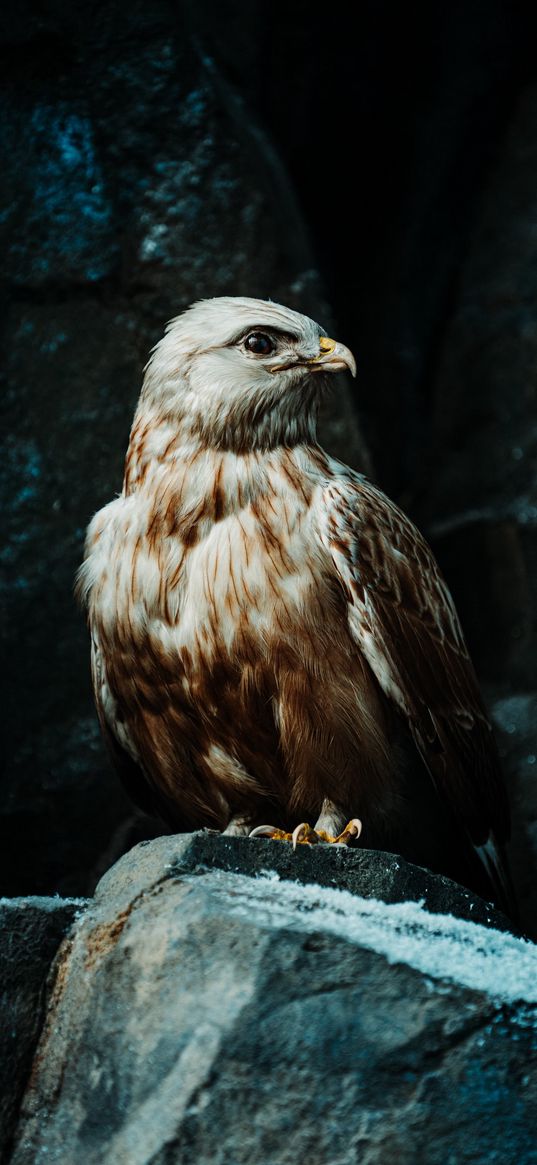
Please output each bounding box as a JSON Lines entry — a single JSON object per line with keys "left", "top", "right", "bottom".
{"left": 307, "top": 335, "right": 357, "bottom": 377}
{"left": 269, "top": 334, "right": 357, "bottom": 377}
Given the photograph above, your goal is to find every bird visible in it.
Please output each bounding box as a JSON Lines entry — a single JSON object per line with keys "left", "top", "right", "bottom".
{"left": 77, "top": 295, "right": 514, "bottom": 916}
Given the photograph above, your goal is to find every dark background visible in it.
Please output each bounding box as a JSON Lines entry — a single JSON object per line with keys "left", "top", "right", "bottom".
{"left": 1, "top": 0, "right": 536, "bottom": 931}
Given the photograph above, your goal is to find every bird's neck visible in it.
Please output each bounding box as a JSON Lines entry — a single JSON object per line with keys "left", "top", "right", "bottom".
{"left": 123, "top": 408, "right": 329, "bottom": 520}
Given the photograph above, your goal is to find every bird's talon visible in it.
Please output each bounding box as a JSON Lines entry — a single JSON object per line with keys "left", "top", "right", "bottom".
{"left": 333, "top": 818, "right": 362, "bottom": 845}
{"left": 248, "top": 825, "right": 291, "bottom": 840}
{"left": 249, "top": 817, "right": 362, "bottom": 848}
{"left": 292, "top": 822, "right": 320, "bottom": 849}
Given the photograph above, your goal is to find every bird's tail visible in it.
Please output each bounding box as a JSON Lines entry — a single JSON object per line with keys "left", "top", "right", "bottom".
{"left": 474, "top": 832, "right": 520, "bottom": 928}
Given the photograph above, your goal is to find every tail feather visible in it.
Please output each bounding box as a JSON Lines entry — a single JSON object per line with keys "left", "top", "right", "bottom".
{"left": 474, "top": 833, "right": 519, "bottom": 924}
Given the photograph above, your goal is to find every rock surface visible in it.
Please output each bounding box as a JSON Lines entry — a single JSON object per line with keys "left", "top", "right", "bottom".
{"left": 414, "top": 85, "right": 537, "bottom": 932}
{"left": 101, "top": 830, "right": 520, "bottom": 934}
{"left": 421, "top": 85, "right": 537, "bottom": 688}
{"left": 0, "top": 896, "right": 84, "bottom": 1163}
{"left": 10, "top": 836, "right": 537, "bottom": 1165}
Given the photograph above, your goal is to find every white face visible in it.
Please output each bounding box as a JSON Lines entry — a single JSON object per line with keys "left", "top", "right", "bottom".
{"left": 141, "top": 296, "right": 356, "bottom": 451}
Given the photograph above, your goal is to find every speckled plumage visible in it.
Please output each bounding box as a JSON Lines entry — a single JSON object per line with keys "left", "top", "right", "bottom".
{"left": 77, "top": 297, "right": 514, "bottom": 914}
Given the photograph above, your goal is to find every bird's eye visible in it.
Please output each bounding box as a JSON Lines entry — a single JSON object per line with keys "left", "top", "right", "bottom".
{"left": 244, "top": 332, "right": 275, "bottom": 355}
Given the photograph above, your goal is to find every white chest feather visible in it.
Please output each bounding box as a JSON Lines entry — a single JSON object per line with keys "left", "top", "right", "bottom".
{"left": 81, "top": 449, "right": 328, "bottom": 665}
{"left": 175, "top": 507, "right": 317, "bottom": 651}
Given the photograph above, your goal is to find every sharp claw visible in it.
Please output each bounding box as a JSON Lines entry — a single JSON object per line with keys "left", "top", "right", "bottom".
{"left": 334, "top": 818, "right": 363, "bottom": 845}
{"left": 292, "top": 823, "right": 307, "bottom": 850}
{"left": 249, "top": 825, "right": 280, "bottom": 838}
{"left": 292, "top": 823, "right": 320, "bottom": 849}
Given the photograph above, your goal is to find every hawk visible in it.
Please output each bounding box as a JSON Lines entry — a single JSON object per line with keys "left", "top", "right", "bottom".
{"left": 77, "top": 296, "right": 514, "bottom": 915}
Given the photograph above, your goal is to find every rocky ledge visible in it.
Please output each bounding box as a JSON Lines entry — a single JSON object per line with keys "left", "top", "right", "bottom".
{"left": 4, "top": 835, "right": 537, "bottom": 1164}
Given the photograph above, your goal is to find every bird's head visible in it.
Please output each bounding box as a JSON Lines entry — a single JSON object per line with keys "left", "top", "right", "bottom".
{"left": 140, "top": 296, "right": 356, "bottom": 451}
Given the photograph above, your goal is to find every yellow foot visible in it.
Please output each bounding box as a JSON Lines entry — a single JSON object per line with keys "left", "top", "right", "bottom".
{"left": 249, "top": 819, "right": 362, "bottom": 850}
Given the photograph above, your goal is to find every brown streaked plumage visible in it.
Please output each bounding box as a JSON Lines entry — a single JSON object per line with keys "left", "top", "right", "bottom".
{"left": 77, "top": 296, "right": 515, "bottom": 916}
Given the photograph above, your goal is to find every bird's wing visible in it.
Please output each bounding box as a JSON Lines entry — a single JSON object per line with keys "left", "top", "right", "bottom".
{"left": 320, "top": 474, "right": 511, "bottom": 900}
{"left": 90, "top": 630, "right": 182, "bottom": 827}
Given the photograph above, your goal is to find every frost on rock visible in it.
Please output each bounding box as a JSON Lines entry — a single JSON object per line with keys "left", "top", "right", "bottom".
{"left": 195, "top": 868, "right": 537, "bottom": 1007}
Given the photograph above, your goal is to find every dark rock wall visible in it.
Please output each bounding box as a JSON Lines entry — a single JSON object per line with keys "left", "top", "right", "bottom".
{"left": 416, "top": 84, "right": 537, "bottom": 932}
{"left": 1, "top": 1, "right": 536, "bottom": 925}
{"left": 0, "top": 0, "right": 364, "bottom": 898}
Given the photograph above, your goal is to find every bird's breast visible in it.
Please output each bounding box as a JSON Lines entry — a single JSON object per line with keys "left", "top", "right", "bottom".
{"left": 161, "top": 499, "right": 332, "bottom": 665}
{"left": 84, "top": 471, "right": 395, "bottom": 825}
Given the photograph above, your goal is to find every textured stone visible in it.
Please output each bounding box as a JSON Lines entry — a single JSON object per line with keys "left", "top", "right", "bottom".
{"left": 10, "top": 838, "right": 536, "bottom": 1165}
{"left": 419, "top": 86, "right": 537, "bottom": 683}
{"left": 411, "top": 85, "right": 537, "bottom": 936}
{"left": 96, "top": 831, "right": 518, "bottom": 934}
{"left": 0, "top": 896, "right": 84, "bottom": 1162}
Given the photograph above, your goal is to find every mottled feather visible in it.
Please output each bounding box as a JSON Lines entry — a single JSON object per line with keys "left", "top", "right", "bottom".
{"left": 320, "top": 472, "right": 510, "bottom": 846}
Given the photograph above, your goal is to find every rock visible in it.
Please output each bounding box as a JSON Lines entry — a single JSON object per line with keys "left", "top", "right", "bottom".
{"left": 0, "top": 896, "right": 85, "bottom": 1162}
{"left": 417, "top": 85, "right": 537, "bottom": 687}
{"left": 11, "top": 837, "right": 537, "bottom": 1164}
{"left": 100, "top": 830, "right": 519, "bottom": 934}
{"left": 409, "top": 86, "right": 537, "bottom": 936}
{"left": 423, "top": 86, "right": 537, "bottom": 530}
{"left": 0, "top": 0, "right": 367, "bottom": 899}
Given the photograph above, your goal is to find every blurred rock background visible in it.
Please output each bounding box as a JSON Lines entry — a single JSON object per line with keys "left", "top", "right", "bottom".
{"left": 1, "top": 0, "right": 536, "bottom": 930}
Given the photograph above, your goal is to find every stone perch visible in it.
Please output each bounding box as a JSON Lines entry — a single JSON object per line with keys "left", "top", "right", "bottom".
{"left": 5, "top": 836, "right": 537, "bottom": 1164}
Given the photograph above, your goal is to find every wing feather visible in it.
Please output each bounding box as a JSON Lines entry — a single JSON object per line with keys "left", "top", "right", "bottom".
{"left": 321, "top": 475, "right": 511, "bottom": 865}
{"left": 90, "top": 631, "right": 184, "bottom": 827}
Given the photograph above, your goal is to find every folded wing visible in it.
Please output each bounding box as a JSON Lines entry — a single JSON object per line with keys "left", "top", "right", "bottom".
{"left": 321, "top": 474, "right": 513, "bottom": 913}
